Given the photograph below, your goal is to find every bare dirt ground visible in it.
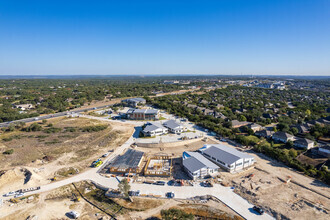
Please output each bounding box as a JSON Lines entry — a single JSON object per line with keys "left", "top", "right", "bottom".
{"left": 135, "top": 138, "right": 218, "bottom": 157}
{"left": 0, "top": 117, "right": 134, "bottom": 195}
{"left": 0, "top": 183, "right": 108, "bottom": 220}
{"left": 1, "top": 180, "right": 236, "bottom": 220}
{"left": 212, "top": 140, "right": 330, "bottom": 220}
{"left": 140, "top": 136, "right": 330, "bottom": 220}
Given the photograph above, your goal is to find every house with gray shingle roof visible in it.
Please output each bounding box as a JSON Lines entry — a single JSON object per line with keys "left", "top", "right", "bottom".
{"left": 294, "top": 138, "right": 314, "bottom": 149}
{"left": 294, "top": 124, "right": 310, "bottom": 134}
{"left": 272, "top": 132, "right": 296, "bottom": 143}
{"left": 255, "top": 130, "right": 274, "bottom": 138}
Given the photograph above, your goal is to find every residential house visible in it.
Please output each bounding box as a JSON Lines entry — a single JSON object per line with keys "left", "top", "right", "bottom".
{"left": 202, "top": 109, "right": 214, "bottom": 116}
{"left": 214, "top": 112, "right": 227, "bottom": 119}
{"left": 187, "top": 104, "right": 197, "bottom": 109}
{"left": 231, "top": 120, "right": 251, "bottom": 128}
{"left": 142, "top": 122, "right": 168, "bottom": 137}
{"left": 294, "top": 138, "right": 314, "bottom": 149}
{"left": 272, "top": 132, "right": 296, "bottom": 143}
{"left": 163, "top": 120, "right": 186, "bottom": 134}
{"left": 312, "top": 146, "right": 330, "bottom": 158}
{"left": 13, "top": 104, "right": 34, "bottom": 111}
{"left": 255, "top": 130, "right": 274, "bottom": 139}
{"left": 262, "top": 113, "right": 274, "bottom": 119}
{"left": 247, "top": 123, "right": 263, "bottom": 132}
{"left": 294, "top": 124, "right": 310, "bottom": 134}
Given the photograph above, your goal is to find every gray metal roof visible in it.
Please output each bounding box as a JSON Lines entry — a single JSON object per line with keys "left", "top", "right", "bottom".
{"left": 127, "top": 108, "right": 158, "bottom": 114}
{"left": 184, "top": 151, "right": 219, "bottom": 169}
{"left": 163, "top": 120, "right": 182, "bottom": 130}
{"left": 110, "top": 149, "right": 144, "bottom": 169}
{"left": 183, "top": 157, "right": 206, "bottom": 173}
{"left": 145, "top": 109, "right": 158, "bottom": 114}
{"left": 143, "top": 122, "right": 165, "bottom": 132}
{"left": 133, "top": 109, "right": 146, "bottom": 113}
{"left": 183, "top": 151, "right": 219, "bottom": 173}
{"left": 200, "top": 144, "right": 254, "bottom": 165}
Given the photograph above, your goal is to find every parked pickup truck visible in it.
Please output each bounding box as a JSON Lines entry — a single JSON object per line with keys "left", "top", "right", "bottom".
{"left": 153, "top": 181, "right": 165, "bottom": 186}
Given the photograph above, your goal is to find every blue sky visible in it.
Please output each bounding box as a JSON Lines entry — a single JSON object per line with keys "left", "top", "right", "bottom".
{"left": 0, "top": 0, "right": 329, "bottom": 75}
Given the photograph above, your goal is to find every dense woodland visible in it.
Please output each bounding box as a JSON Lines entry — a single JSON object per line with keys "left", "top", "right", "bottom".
{"left": 0, "top": 78, "right": 184, "bottom": 122}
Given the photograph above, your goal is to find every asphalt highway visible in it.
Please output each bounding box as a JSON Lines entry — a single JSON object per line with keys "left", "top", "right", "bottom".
{"left": 0, "top": 104, "right": 113, "bottom": 128}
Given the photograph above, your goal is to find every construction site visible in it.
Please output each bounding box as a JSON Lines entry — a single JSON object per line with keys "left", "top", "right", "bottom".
{"left": 106, "top": 149, "right": 145, "bottom": 174}
{"left": 144, "top": 155, "right": 173, "bottom": 177}
{"left": 218, "top": 151, "right": 330, "bottom": 220}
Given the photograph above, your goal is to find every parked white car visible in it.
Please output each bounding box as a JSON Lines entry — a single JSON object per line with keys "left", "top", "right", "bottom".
{"left": 67, "top": 211, "right": 80, "bottom": 219}
{"left": 3, "top": 191, "right": 15, "bottom": 197}
{"left": 14, "top": 193, "right": 25, "bottom": 198}
{"left": 102, "top": 153, "right": 110, "bottom": 157}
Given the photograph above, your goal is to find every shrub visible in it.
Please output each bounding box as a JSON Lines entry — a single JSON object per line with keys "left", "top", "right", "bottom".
{"left": 2, "top": 137, "right": 13, "bottom": 142}
{"left": 161, "top": 208, "right": 194, "bottom": 220}
{"left": 64, "top": 127, "right": 77, "bottom": 132}
{"left": 81, "top": 125, "right": 108, "bottom": 132}
{"left": 24, "top": 123, "right": 42, "bottom": 132}
{"left": 43, "top": 127, "right": 62, "bottom": 133}
{"left": 3, "top": 149, "right": 14, "bottom": 155}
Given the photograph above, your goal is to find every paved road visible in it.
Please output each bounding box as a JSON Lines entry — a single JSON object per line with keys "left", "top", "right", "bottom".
{"left": 0, "top": 88, "right": 200, "bottom": 128}
{"left": 0, "top": 104, "right": 114, "bottom": 128}
{"left": 1, "top": 115, "right": 274, "bottom": 220}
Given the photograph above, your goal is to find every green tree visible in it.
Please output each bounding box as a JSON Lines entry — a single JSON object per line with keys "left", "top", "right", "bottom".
{"left": 286, "top": 140, "right": 294, "bottom": 148}
{"left": 289, "top": 148, "right": 298, "bottom": 158}
{"left": 118, "top": 178, "right": 131, "bottom": 199}
{"left": 238, "top": 115, "right": 247, "bottom": 122}
{"left": 290, "top": 127, "right": 299, "bottom": 135}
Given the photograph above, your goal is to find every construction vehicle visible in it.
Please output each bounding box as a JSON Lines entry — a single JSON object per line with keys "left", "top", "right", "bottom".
{"left": 91, "top": 159, "right": 103, "bottom": 167}
{"left": 71, "top": 193, "right": 81, "bottom": 202}
{"left": 10, "top": 198, "right": 19, "bottom": 203}
{"left": 50, "top": 177, "right": 57, "bottom": 181}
